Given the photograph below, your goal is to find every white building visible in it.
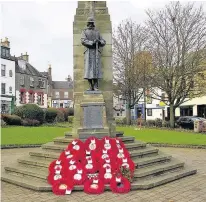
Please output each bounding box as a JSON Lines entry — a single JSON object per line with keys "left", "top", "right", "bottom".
{"left": 1, "top": 38, "right": 16, "bottom": 114}
{"left": 114, "top": 87, "right": 206, "bottom": 120}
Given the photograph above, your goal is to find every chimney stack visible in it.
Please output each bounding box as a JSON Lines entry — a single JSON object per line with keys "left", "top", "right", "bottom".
{"left": 48, "top": 64, "right": 52, "bottom": 78}
{"left": 21, "top": 52, "right": 29, "bottom": 62}
{"left": 1, "top": 37, "right": 10, "bottom": 48}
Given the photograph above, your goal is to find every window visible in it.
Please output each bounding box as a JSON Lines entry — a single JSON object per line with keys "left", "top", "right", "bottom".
{"left": 9, "top": 70, "right": 12, "bottom": 77}
{"left": 147, "top": 109, "right": 152, "bottom": 116}
{"left": 1, "top": 64, "right": 6, "bottom": 76}
{"left": 64, "top": 92, "right": 68, "bottom": 98}
{"left": 20, "top": 75, "right": 25, "bottom": 85}
{"left": 9, "top": 86, "right": 12, "bottom": 93}
{"left": 1, "top": 48, "right": 6, "bottom": 57}
{"left": 42, "top": 80, "right": 46, "bottom": 88}
{"left": 18, "top": 60, "right": 26, "bottom": 70}
{"left": 1, "top": 83, "right": 6, "bottom": 94}
{"left": 30, "top": 77, "right": 34, "bottom": 87}
{"left": 6, "top": 49, "right": 9, "bottom": 57}
{"left": 55, "top": 92, "right": 59, "bottom": 98}
{"left": 38, "top": 79, "right": 46, "bottom": 88}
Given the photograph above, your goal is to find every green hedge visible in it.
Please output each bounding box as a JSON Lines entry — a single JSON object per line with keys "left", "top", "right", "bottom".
{"left": 56, "top": 110, "right": 65, "bottom": 122}
{"left": 2, "top": 114, "right": 22, "bottom": 125}
{"left": 13, "top": 104, "right": 44, "bottom": 123}
{"left": 22, "top": 119, "right": 40, "bottom": 127}
{"left": 45, "top": 108, "right": 58, "bottom": 123}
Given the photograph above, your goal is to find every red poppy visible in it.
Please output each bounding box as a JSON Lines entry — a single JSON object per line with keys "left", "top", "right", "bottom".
{"left": 110, "top": 175, "right": 131, "bottom": 193}
{"left": 84, "top": 177, "right": 105, "bottom": 194}
{"left": 84, "top": 137, "right": 101, "bottom": 154}
{"left": 52, "top": 179, "right": 74, "bottom": 195}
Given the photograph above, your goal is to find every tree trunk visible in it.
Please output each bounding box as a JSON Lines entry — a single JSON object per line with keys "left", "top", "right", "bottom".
{"left": 126, "top": 106, "right": 132, "bottom": 125}
{"left": 169, "top": 104, "right": 175, "bottom": 128}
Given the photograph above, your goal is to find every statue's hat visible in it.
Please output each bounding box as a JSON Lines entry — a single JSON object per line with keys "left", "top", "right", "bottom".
{"left": 87, "top": 17, "right": 95, "bottom": 23}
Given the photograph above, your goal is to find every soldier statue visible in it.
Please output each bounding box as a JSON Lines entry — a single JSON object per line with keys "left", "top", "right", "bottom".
{"left": 81, "top": 17, "right": 106, "bottom": 91}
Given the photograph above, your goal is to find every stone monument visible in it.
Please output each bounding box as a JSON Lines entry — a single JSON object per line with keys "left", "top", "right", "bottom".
{"left": 72, "top": 1, "right": 115, "bottom": 139}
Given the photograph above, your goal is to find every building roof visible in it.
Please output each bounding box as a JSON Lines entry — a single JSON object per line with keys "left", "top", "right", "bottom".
{"left": 14, "top": 57, "right": 46, "bottom": 78}
{"left": 52, "top": 81, "right": 73, "bottom": 89}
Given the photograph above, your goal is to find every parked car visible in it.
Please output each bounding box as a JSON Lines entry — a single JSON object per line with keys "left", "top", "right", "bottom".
{"left": 176, "top": 116, "right": 205, "bottom": 129}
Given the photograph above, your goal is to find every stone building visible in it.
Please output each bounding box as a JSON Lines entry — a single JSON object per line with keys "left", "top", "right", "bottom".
{"left": 15, "top": 52, "right": 48, "bottom": 108}
{"left": 0, "top": 38, "right": 16, "bottom": 114}
{"left": 42, "top": 65, "right": 73, "bottom": 108}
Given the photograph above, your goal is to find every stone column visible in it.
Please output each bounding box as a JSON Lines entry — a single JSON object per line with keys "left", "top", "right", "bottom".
{"left": 72, "top": 1, "right": 116, "bottom": 138}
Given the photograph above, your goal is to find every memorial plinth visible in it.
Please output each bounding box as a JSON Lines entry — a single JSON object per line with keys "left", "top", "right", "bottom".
{"left": 77, "top": 91, "right": 109, "bottom": 139}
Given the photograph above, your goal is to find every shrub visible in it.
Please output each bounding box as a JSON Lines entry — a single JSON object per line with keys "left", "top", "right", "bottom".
{"left": 13, "top": 104, "right": 44, "bottom": 123}
{"left": 162, "top": 120, "right": 170, "bottom": 128}
{"left": 1, "top": 119, "right": 7, "bottom": 127}
{"left": 45, "top": 108, "right": 58, "bottom": 123}
{"left": 68, "top": 116, "right": 74, "bottom": 124}
{"left": 22, "top": 119, "right": 40, "bottom": 127}
{"left": 115, "top": 117, "right": 127, "bottom": 125}
{"left": 155, "top": 118, "right": 162, "bottom": 127}
{"left": 146, "top": 120, "right": 156, "bottom": 127}
{"left": 2, "top": 114, "right": 22, "bottom": 125}
{"left": 67, "top": 108, "right": 74, "bottom": 116}
{"left": 57, "top": 108, "right": 72, "bottom": 121}
{"left": 55, "top": 110, "right": 65, "bottom": 122}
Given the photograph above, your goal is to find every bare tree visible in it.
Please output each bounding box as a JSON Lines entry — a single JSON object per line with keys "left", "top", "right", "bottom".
{"left": 113, "top": 19, "right": 150, "bottom": 124}
{"left": 146, "top": 2, "right": 206, "bottom": 127}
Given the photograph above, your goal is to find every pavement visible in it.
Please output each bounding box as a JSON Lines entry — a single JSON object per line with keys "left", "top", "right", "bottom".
{"left": 1, "top": 147, "right": 206, "bottom": 202}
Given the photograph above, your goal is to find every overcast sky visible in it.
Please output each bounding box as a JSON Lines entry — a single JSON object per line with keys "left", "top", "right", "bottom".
{"left": 1, "top": 1, "right": 205, "bottom": 81}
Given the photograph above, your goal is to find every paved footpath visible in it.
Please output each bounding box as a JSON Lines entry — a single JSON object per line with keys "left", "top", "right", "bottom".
{"left": 1, "top": 147, "right": 206, "bottom": 202}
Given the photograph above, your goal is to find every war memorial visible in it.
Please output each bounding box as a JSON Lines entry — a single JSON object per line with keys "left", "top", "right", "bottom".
{"left": 1, "top": 1, "right": 197, "bottom": 194}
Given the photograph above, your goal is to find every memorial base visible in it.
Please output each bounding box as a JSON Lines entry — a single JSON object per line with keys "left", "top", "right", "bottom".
{"left": 77, "top": 91, "right": 109, "bottom": 139}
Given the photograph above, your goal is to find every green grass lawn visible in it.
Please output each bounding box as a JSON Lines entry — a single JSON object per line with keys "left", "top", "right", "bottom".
{"left": 117, "top": 127, "right": 206, "bottom": 145}
{"left": 1, "top": 126, "right": 206, "bottom": 145}
{"left": 1, "top": 127, "right": 70, "bottom": 145}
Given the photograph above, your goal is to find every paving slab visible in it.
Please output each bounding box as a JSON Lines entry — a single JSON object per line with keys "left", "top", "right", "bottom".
{"left": 1, "top": 147, "right": 206, "bottom": 202}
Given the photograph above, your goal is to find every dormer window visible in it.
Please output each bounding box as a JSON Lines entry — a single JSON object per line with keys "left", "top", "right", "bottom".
{"left": 1, "top": 47, "right": 10, "bottom": 57}
{"left": 38, "top": 78, "right": 46, "bottom": 88}
{"left": 18, "top": 59, "right": 26, "bottom": 70}
{"left": 30, "top": 77, "right": 34, "bottom": 87}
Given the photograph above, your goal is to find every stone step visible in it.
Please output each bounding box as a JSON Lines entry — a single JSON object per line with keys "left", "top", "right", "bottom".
{"left": 64, "top": 131, "right": 124, "bottom": 138}
{"left": 1, "top": 167, "right": 197, "bottom": 191}
{"left": 64, "top": 132, "right": 72, "bottom": 137}
{"left": 53, "top": 136, "right": 135, "bottom": 145}
{"left": 77, "top": 128, "right": 109, "bottom": 133}
{"left": 130, "top": 147, "right": 159, "bottom": 158}
{"left": 133, "top": 154, "right": 172, "bottom": 167}
{"left": 29, "top": 145, "right": 151, "bottom": 162}
{"left": 53, "top": 137, "right": 74, "bottom": 145}
{"left": 42, "top": 141, "right": 146, "bottom": 152}
{"left": 4, "top": 164, "right": 48, "bottom": 180}
{"left": 134, "top": 159, "right": 184, "bottom": 178}
{"left": 79, "top": 132, "right": 109, "bottom": 139}
{"left": 131, "top": 167, "right": 197, "bottom": 190}
{"left": 1, "top": 172, "right": 51, "bottom": 191}
{"left": 17, "top": 156, "right": 51, "bottom": 169}
{"left": 29, "top": 150, "right": 60, "bottom": 160}
{"left": 125, "top": 141, "right": 147, "bottom": 150}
